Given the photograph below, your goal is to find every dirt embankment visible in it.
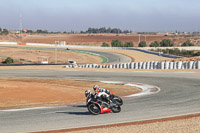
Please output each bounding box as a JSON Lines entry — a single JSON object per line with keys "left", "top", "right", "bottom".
{"left": 3, "top": 33, "right": 200, "bottom": 46}
{"left": 20, "top": 34, "right": 171, "bottom": 46}
{"left": 0, "top": 78, "right": 140, "bottom": 110}
{"left": 0, "top": 47, "right": 102, "bottom": 64}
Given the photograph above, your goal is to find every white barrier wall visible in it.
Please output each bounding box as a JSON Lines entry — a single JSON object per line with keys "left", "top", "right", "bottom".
{"left": 65, "top": 61, "right": 200, "bottom": 69}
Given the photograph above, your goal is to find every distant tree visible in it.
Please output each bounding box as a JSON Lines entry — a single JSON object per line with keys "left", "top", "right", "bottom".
{"left": 181, "top": 40, "right": 194, "bottom": 46}
{"left": 5, "top": 57, "right": 14, "bottom": 64}
{"left": 27, "top": 30, "right": 33, "bottom": 34}
{"left": 84, "top": 27, "right": 131, "bottom": 34}
{"left": 2, "top": 29, "right": 9, "bottom": 35}
{"left": 123, "top": 30, "right": 130, "bottom": 34}
{"left": 106, "top": 27, "right": 112, "bottom": 33}
{"left": 160, "top": 39, "right": 174, "bottom": 47}
{"left": 36, "top": 29, "right": 48, "bottom": 33}
{"left": 111, "top": 28, "right": 121, "bottom": 34}
{"left": 101, "top": 42, "right": 110, "bottom": 47}
{"left": 111, "top": 39, "right": 123, "bottom": 47}
{"left": 138, "top": 41, "right": 147, "bottom": 47}
{"left": 99, "top": 27, "right": 106, "bottom": 33}
{"left": 36, "top": 29, "right": 43, "bottom": 33}
{"left": 194, "top": 51, "right": 200, "bottom": 56}
{"left": 124, "top": 42, "right": 134, "bottom": 47}
{"left": 150, "top": 41, "right": 160, "bottom": 47}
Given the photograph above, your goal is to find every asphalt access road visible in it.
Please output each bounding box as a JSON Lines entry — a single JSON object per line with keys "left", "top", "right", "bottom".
{"left": 0, "top": 70, "right": 200, "bottom": 132}
{"left": 0, "top": 46, "right": 132, "bottom": 64}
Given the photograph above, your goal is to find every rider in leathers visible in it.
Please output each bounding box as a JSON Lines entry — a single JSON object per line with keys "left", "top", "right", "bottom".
{"left": 93, "top": 85, "right": 111, "bottom": 103}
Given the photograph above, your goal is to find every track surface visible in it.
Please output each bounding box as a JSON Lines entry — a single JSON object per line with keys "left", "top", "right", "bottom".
{"left": 71, "top": 49, "right": 132, "bottom": 63}
{"left": 0, "top": 70, "right": 200, "bottom": 132}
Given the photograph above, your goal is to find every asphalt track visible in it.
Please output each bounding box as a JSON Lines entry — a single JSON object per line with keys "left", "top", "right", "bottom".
{"left": 71, "top": 49, "right": 132, "bottom": 63}
{"left": 0, "top": 70, "right": 200, "bottom": 132}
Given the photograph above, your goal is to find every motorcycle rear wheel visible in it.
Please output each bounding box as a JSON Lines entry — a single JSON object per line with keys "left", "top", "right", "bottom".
{"left": 88, "top": 103, "right": 101, "bottom": 115}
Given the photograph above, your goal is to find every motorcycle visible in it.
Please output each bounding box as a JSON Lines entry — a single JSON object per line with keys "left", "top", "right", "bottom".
{"left": 85, "top": 91, "right": 123, "bottom": 115}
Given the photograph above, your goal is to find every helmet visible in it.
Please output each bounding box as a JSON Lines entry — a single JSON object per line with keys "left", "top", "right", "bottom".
{"left": 85, "top": 90, "right": 91, "bottom": 97}
{"left": 106, "top": 90, "right": 110, "bottom": 94}
{"left": 93, "top": 85, "right": 99, "bottom": 92}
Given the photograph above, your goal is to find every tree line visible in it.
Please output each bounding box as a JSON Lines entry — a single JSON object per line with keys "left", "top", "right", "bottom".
{"left": 102, "top": 39, "right": 195, "bottom": 48}
{"left": 82, "top": 27, "right": 132, "bottom": 34}
{"left": 152, "top": 48, "right": 200, "bottom": 57}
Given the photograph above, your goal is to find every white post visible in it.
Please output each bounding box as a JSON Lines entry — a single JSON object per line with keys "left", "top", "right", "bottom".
{"left": 182, "top": 61, "right": 186, "bottom": 69}
{"left": 150, "top": 61, "right": 154, "bottom": 69}
{"left": 132, "top": 62, "right": 136, "bottom": 69}
{"left": 55, "top": 41, "right": 59, "bottom": 64}
{"left": 161, "top": 62, "right": 165, "bottom": 69}
{"left": 135, "top": 62, "right": 138, "bottom": 69}
{"left": 142, "top": 62, "right": 147, "bottom": 69}
{"left": 197, "top": 61, "right": 200, "bottom": 69}
{"left": 146, "top": 62, "right": 150, "bottom": 69}
{"left": 165, "top": 62, "right": 169, "bottom": 69}
{"left": 177, "top": 61, "right": 182, "bottom": 69}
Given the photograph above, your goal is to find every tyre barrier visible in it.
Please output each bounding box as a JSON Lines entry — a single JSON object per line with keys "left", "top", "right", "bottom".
{"left": 66, "top": 61, "right": 200, "bottom": 69}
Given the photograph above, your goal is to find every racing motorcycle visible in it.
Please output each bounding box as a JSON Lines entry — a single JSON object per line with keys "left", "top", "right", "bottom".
{"left": 85, "top": 90, "right": 123, "bottom": 115}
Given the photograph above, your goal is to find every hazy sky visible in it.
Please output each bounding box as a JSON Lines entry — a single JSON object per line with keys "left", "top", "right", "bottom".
{"left": 1, "top": 0, "right": 200, "bottom": 32}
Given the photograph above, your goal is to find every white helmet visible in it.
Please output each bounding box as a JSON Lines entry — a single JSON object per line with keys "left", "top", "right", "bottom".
{"left": 93, "top": 85, "right": 99, "bottom": 92}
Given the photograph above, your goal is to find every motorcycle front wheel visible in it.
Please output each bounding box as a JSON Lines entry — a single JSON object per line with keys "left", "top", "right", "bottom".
{"left": 112, "top": 105, "right": 121, "bottom": 113}
{"left": 113, "top": 96, "right": 123, "bottom": 106}
{"left": 87, "top": 103, "right": 101, "bottom": 115}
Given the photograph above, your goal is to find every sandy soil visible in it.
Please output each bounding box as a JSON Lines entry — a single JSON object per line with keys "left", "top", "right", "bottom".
{"left": 0, "top": 78, "right": 140, "bottom": 110}
{"left": 66, "top": 116, "right": 200, "bottom": 133}
{"left": 0, "top": 47, "right": 101, "bottom": 64}
{"left": 16, "top": 33, "right": 200, "bottom": 46}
